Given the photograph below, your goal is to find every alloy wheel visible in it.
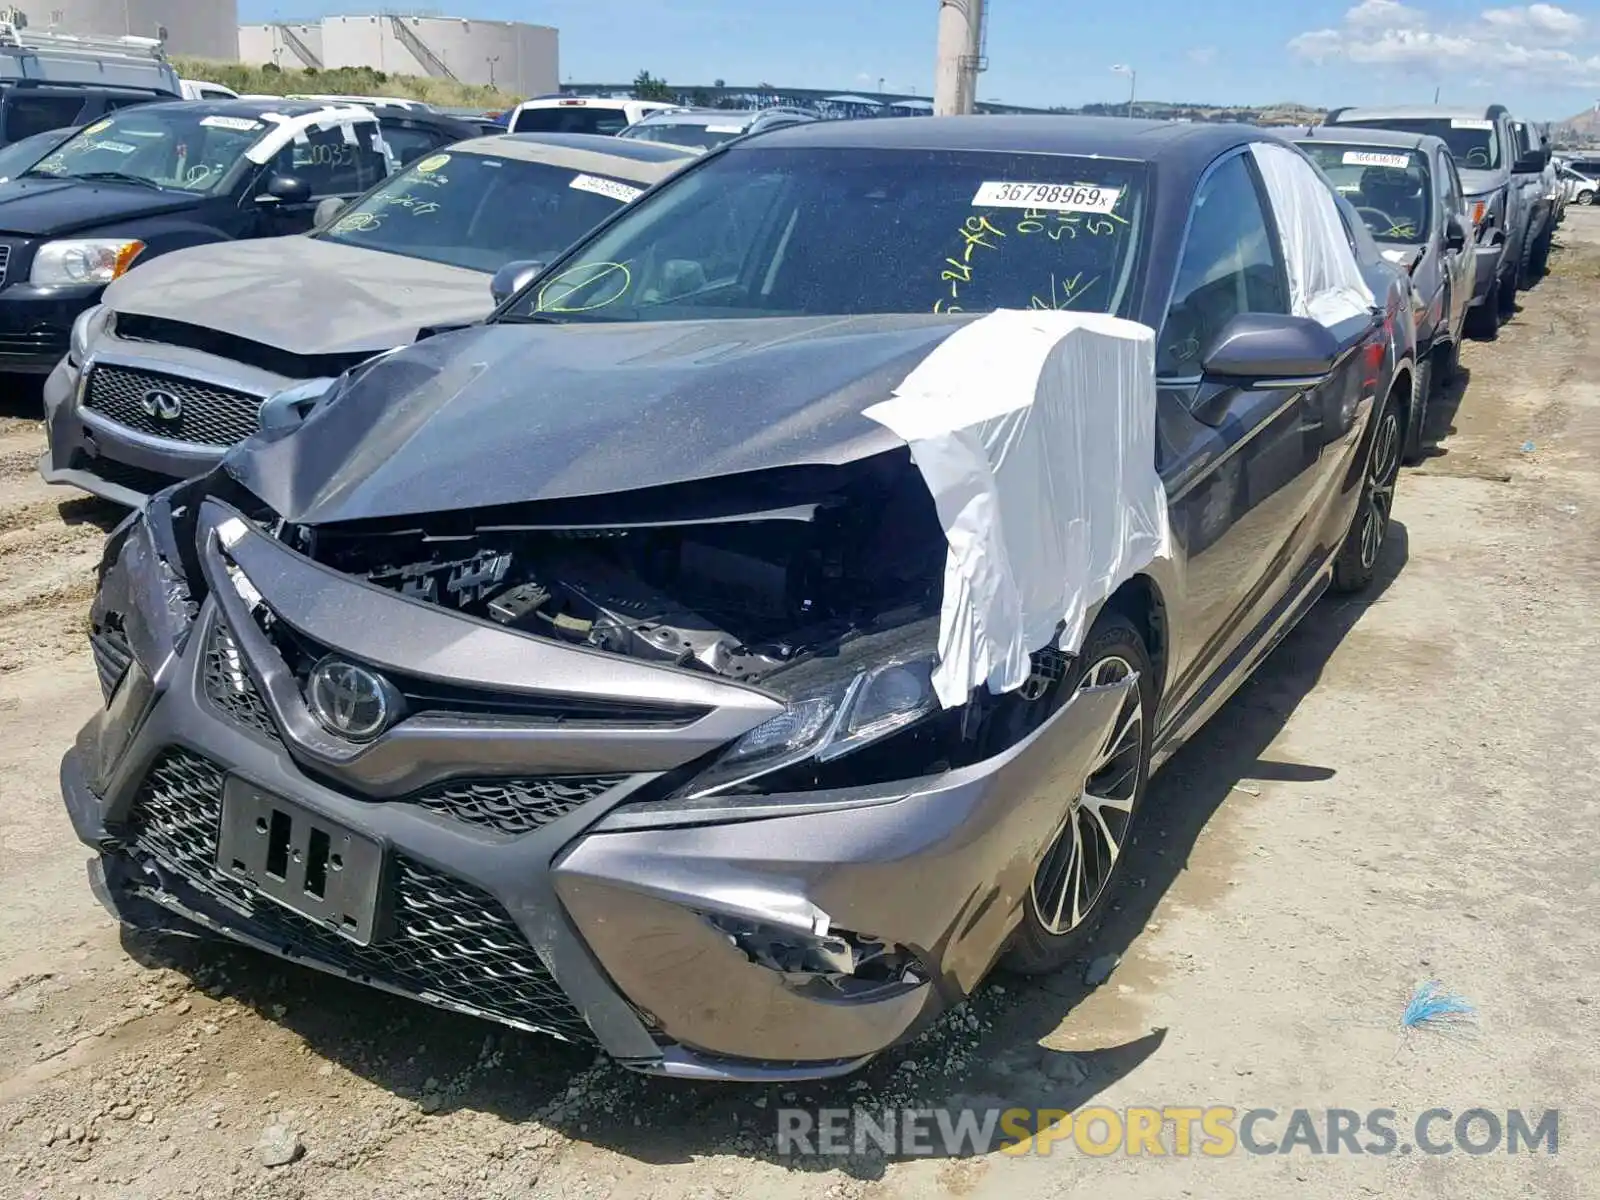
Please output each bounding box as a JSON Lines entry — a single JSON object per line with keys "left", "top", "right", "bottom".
{"left": 1030, "top": 656, "right": 1144, "bottom": 936}
{"left": 1360, "top": 404, "right": 1402, "bottom": 571}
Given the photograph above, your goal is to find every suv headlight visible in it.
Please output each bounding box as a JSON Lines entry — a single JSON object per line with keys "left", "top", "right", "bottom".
{"left": 683, "top": 656, "right": 939, "bottom": 798}
{"left": 68, "top": 303, "right": 112, "bottom": 367}
{"left": 31, "top": 238, "right": 146, "bottom": 286}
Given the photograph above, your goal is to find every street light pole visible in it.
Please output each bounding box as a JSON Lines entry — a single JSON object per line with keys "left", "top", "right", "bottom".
{"left": 1111, "top": 64, "right": 1136, "bottom": 117}
{"left": 486, "top": 55, "right": 499, "bottom": 88}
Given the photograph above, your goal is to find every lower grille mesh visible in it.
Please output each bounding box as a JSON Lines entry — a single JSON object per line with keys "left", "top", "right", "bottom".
{"left": 412, "top": 776, "right": 625, "bottom": 835}
{"left": 125, "top": 749, "right": 593, "bottom": 1042}
{"left": 201, "top": 619, "right": 283, "bottom": 745}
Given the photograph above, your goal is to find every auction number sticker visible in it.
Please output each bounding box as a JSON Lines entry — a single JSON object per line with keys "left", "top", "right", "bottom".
{"left": 200, "top": 115, "right": 263, "bottom": 132}
{"left": 972, "top": 181, "right": 1121, "bottom": 214}
{"left": 569, "top": 173, "right": 644, "bottom": 203}
{"left": 415, "top": 153, "right": 451, "bottom": 174}
{"left": 1451, "top": 118, "right": 1494, "bottom": 130}
{"left": 94, "top": 140, "right": 137, "bottom": 155}
{"left": 706, "top": 124, "right": 745, "bottom": 133}
{"left": 1343, "top": 150, "right": 1411, "bottom": 169}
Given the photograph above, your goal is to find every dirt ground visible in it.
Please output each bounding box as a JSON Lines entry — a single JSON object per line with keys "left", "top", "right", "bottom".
{"left": 3, "top": 215, "right": 1599, "bottom": 1200}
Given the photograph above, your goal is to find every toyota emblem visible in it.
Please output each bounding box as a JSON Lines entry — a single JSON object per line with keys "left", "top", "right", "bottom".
{"left": 305, "top": 658, "right": 402, "bottom": 742}
{"left": 140, "top": 388, "right": 183, "bottom": 422}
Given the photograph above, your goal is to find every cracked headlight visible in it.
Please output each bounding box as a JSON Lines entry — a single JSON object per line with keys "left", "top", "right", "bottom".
{"left": 31, "top": 238, "right": 146, "bottom": 286}
{"left": 685, "top": 656, "right": 939, "bottom": 798}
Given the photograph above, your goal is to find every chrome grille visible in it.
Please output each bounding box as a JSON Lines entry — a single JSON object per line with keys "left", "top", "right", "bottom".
{"left": 411, "top": 776, "right": 625, "bottom": 836}
{"left": 0, "top": 244, "right": 11, "bottom": 289}
{"left": 125, "top": 749, "right": 593, "bottom": 1042}
{"left": 200, "top": 618, "right": 283, "bottom": 745}
{"left": 83, "top": 364, "right": 262, "bottom": 447}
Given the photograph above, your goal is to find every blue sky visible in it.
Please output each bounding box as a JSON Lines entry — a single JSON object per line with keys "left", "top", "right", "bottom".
{"left": 238, "top": 1, "right": 1600, "bottom": 118}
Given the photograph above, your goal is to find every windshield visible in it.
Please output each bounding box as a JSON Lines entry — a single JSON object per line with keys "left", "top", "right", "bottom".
{"left": 316, "top": 149, "right": 646, "bottom": 273}
{"left": 512, "top": 105, "right": 629, "bottom": 136}
{"left": 621, "top": 122, "right": 745, "bottom": 150}
{"left": 500, "top": 147, "right": 1145, "bottom": 323}
{"left": 1342, "top": 118, "right": 1500, "bottom": 170}
{"left": 1301, "top": 144, "right": 1431, "bottom": 242}
{"left": 0, "top": 125, "right": 78, "bottom": 182}
{"left": 23, "top": 107, "right": 270, "bottom": 192}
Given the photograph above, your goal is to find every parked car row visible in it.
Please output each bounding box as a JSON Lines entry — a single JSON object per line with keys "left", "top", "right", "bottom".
{"left": 30, "top": 89, "right": 1561, "bottom": 1083}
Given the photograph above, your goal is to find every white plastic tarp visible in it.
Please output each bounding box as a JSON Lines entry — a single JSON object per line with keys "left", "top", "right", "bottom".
{"left": 1249, "top": 141, "right": 1376, "bottom": 327}
{"left": 864, "top": 311, "right": 1170, "bottom": 709}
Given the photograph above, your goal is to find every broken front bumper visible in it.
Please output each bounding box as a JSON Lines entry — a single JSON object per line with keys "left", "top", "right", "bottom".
{"left": 62, "top": 499, "right": 1128, "bottom": 1080}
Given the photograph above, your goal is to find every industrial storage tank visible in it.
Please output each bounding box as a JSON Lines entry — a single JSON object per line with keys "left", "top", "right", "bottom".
{"left": 14, "top": 0, "right": 239, "bottom": 59}
{"left": 315, "top": 13, "right": 557, "bottom": 95}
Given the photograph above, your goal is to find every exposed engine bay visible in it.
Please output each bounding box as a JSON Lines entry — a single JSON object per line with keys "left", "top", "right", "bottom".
{"left": 279, "top": 457, "right": 949, "bottom": 690}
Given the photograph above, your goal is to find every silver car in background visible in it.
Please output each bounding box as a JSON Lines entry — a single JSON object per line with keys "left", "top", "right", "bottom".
{"left": 1292, "top": 125, "right": 1474, "bottom": 461}
{"left": 39, "top": 133, "right": 693, "bottom": 507}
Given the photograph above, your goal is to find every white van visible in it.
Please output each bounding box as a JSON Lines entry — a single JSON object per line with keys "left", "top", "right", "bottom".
{"left": 506, "top": 96, "right": 677, "bottom": 136}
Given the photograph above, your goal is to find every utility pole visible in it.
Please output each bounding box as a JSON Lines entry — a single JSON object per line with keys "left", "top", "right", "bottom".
{"left": 934, "top": 0, "right": 986, "bottom": 116}
{"left": 486, "top": 54, "right": 499, "bottom": 88}
{"left": 1111, "top": 64, "right": 1136, "bottom": 117}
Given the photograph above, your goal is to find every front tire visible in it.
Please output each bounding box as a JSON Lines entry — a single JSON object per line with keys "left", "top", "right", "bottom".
{"left": 1004, "top": 613, "right": 1155, "bottom": 976}
{"left": 1332, "top": 384, "right": 1402, "bottom": 594}
{"left": 1402, "top": 356, "right": 1432, "bottom": 465}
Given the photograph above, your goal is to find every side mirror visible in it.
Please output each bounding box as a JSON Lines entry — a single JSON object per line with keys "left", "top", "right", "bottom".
{"left": 490, "top": 259, "right": 546, "bottom": 306}
{"left": 1513, "top": 151, "right": 1546, "bottom": 175}
{"left": 1444, "top": 212, "right": 1468, "bottom": 252}
{"left": 1200, "top": 312, "right": 1341, "bottom": 388}
{"left": 313, "top": 196, "right": 348, "bottom": 227}
{"left": 257, "top": 173, "right": 312, "bottom": 205}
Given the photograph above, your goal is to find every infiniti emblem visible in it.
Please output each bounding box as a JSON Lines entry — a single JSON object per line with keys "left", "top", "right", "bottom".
{"left": 140, "top": 388, "right": 182, "bottom": 422}
{"left": 306, "top": 657, "right": 401, "bottom": 742}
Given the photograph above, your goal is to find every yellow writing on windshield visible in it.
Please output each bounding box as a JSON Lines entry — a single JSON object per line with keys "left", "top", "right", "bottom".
{"left": 536, "top": 261, "right": 632, "bottom": 313}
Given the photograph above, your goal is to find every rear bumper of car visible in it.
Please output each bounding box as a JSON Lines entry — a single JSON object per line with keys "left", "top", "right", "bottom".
{"left": 1468, "top": 243, "right": 1504, "bottom": 306}
{"left": 62, "top": 499, "right": 1129, "bottom": 1080}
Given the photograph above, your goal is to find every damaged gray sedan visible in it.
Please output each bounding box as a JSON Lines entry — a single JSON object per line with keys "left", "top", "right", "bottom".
{"left": 61, "top": 118, "right": 1413, "bottom": 1080}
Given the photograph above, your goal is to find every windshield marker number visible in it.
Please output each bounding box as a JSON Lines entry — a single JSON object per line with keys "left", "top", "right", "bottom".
{"left": 1343, "top": 151, "right": 1412, "bottom": 169}
{"left": 972, "top": 181, "right": 1121, "bottom": 214}
{"left": 569, "top": 173, "right": 644, "bottom": 203}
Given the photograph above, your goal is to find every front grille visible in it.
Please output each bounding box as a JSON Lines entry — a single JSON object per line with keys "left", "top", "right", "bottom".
{"left": 411, "top": 776, "right": 625, "bottom": 836}
{"left": 203, "top": 619, "right": 624, "bottom": 833}
{"left": 83, "top": 364, "right": 263, "bottom": 447}
{"left": 0, "top": 243, "right": 11, "bottom": 289}
{"left": 0, "top": 329, "right": 66, "bottom": 359}
{"left": 90, "top": 624, "right": 133, "bottom": 704}
{"left": 201, "top": 618, "right": 283, "bottom": 745}
{"left": 125, "top": 749, "right": 593, "bottom": 1042}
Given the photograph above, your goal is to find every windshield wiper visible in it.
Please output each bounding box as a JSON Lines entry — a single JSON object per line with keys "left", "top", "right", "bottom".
{"left": 63, "top": 171, "right": 165, "bottom": 190}
{"left": 495, "top": 312, "right": 569, "bottom": 325}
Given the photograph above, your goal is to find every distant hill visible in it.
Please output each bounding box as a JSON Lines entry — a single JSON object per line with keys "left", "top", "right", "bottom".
{"left": 1073, "top": 100, "right": 1326, "bottom": 126}
{"left": 1554, "top": 105, "right": 1600, "bottom": 146}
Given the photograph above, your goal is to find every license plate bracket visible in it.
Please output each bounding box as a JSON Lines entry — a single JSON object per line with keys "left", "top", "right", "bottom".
{"left": 216, "top": 778, "right": 386, "bottom": 946}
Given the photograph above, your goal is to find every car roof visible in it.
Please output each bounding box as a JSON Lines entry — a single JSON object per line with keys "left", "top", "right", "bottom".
{"left": 457, "top": 132, "right": 694, "bottom": 181}
{"left": 1290, "top": 125, "right": 1438, "bottom": 152}
{"left": 516, "top": 97, "right": 673, "bottom": 110}
{"left": 126, "top": 97, "right": 368, "bottom": 120}
{"left": 495, "top": 130, "right": 696, "bottom": 165}
{"left": 1329, "top": 105, "right": 1496, "bottom": 123}
{"left": 745, "top": 113, "right": 1264, "bottom": 162}
{"left": 633, "top": 108, "right": 755, "bottom": 126}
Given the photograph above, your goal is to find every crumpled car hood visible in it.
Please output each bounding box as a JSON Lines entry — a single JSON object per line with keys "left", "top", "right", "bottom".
{"left": 105, "top": 236, "right": 491, "bottom": 356}
{"left": 228, "top": 315, "right": 972, "bottom": 525}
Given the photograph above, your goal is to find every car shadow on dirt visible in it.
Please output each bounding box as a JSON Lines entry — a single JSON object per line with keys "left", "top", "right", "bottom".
{"left": 1416, "top": 365, "right": 1472, "bottom": 459}
{"left": 121, "top": 522, "right": 1409, "bottom": 1178}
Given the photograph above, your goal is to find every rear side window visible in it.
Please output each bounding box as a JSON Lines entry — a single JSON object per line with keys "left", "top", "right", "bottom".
{"left": 513, "top": 106, "right": 628, "bottom": 136}
{"left": 274, "top": 123, "right": 387, "bottom": 195}
{"left": 1158, "top": 153, "right": 1288, "bottom": 375}
{"left": 3, "top": 91, "right": 86, "bottom": 141}
{"left": 378, "top": 123, "right": 446, "bottom": 168}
